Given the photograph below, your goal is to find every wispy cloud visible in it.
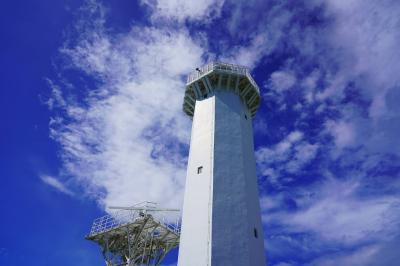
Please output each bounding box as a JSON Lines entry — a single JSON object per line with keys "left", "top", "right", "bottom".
{"left": 49, "top": 2, "right": 205, "bottom": 210}
{"left": 256, "top": 131, "right": 318, "bottom": 185}
{"left": 269, "top": 71, "right": 297, "bottom": 92}
{"left": 262, "top": 177, "right": 400, "bottom": 263}
{"left": 141, "top": 0, "right": 225, "bottom": 22}
{"left": 325, "top": 120, "right": 355, "bottom": 150}
{"left": 40, "top": 175, "right": 74, "bottom": 196}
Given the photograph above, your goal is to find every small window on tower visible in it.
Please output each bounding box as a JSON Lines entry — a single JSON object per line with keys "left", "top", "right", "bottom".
{"left": 254, "top": 228, "right": 258, "bottom": 238}
{"left": 197, "top": 166, "right": 203, "bottom": 174}
{"left": 244, "top": 114, "right": 248, "bottom": 120}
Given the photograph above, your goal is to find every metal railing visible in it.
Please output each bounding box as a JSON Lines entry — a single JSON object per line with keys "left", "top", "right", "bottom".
{"left": 186, "top": 61, "right": 260, "bottom": 94}
{"left": 88, "top": 209, "right": 181, "bottom": 237}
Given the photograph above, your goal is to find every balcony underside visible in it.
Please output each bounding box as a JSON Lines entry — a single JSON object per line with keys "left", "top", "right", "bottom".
{"left": 183, "top": 70, "right": 260, "bottom": 118}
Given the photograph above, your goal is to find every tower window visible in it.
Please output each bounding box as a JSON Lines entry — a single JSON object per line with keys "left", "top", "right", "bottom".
{"left": 197, "top": 166, "right": 203, "bottom": 174}
{"left": 244, "top": 114, "right": 248, "bottom": 120}
{"left": 254, "top": 228, "right": 258, "bottom": 238}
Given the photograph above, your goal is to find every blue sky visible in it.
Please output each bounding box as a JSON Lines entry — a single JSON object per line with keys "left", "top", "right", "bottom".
{"left": 1, "top": 0, "right": 400, "bottom": 265}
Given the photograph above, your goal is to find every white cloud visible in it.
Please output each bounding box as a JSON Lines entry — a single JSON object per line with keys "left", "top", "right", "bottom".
{"left": 287, "top": 131, "right": 303, "bottom": 142}
{"left": 307, "top": 233, "right": 400, "bottom": 266}
{"left": 301, "top": 69, "right": 320, "bottom": 103}
{"left": 290, "top": 196, "right": 395, "bottom": 244}
{"left": 248, "top": 0, "right": 400, "bottom": 158}
{"left": 286, "top": 142, "right": 318, "bottom": 173}
{"left": 325, "top": 120, "right": 355, "bottom": 149}
{"left": 45, "top": 78, "right": 66, "bottom": 110}
{"left": 226, "top": 32, "right": 273, "bottom": 69}
{"left": 141, "top": 0, "right": 225, "bottom": 22}
{"left": 50, "top": 7, "right": 205, "bottom": 210}
{"left": 320, "top": 0, "right": 400, "bottom": 118}
{"left": 218, "top": 1, "right": 295, "bottom": 69}
{"left": 260, "top": 168, "right": 278, "bottom": 183}
{"left": 263, "top": 178, "right": 400, "bottom": 246}
{"left": 269, "top": 71, "right": 297, "bottom": 92}
{"left": 256, "top": 131, "right": 303, "bottom": 163}
{"left": 256, "top": 131, "right": 304, "bottom": 166}
{"left": 256, "top": 131, "right": 318, "bottom": 184}
{"left": 308, "top": 245, "right": 380, "bottom": 266}
{"left": 40, "top": 175, "right": 74, "bottom": 196}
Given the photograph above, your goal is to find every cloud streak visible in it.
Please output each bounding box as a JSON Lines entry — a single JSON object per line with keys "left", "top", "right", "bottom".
{"left": 40, "top": 175, "right": 74, "bottom": 196}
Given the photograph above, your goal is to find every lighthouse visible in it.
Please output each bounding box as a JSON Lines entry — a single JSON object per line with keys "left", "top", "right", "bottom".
{"left": 178, "top": 62, "right": 266, "bottom": 266}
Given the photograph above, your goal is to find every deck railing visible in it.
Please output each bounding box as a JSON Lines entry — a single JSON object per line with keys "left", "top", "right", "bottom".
{"left": 88, "top": 209, "right": 181, "bottom": 237}
{"left": 186, "top": 62, "right": 260, "bottom": 94}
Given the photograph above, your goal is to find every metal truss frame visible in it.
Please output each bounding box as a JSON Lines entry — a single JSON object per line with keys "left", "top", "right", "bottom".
{"left": 86, "top": 206, "right": 180, "bottom": 266}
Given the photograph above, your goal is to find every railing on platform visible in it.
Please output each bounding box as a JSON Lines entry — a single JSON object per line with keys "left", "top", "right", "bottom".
{"left": 88, "top": 209, "right": 181, "bottom": 237}
{"left": 186, "top": 61, "right": 259, "bottom": 94}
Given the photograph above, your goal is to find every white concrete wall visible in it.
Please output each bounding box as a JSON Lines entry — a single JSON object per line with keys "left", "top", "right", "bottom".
{"left": 178, "top": 95, "right": 215, "bottom": 266}
{"left": 178, "top": 91, "right": 265, "bottom": 266}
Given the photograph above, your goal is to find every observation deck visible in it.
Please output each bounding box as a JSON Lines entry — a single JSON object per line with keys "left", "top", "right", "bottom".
{"left": 183, "top": 62, "right": 261, "bottom": 118}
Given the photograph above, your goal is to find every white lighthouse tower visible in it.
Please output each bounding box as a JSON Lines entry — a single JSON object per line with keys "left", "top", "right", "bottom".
{"left": 178, "top": 62, "right": 266, "bottom": 266}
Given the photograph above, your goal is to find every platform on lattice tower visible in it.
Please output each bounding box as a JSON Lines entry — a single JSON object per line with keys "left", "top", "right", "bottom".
{"left": 86, "top": 202, "right": 180, "bottom": 266}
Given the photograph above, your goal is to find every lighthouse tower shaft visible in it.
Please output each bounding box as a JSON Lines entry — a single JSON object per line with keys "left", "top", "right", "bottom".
{"left": 178, "top": 62, "right": 265, "bottom": 266}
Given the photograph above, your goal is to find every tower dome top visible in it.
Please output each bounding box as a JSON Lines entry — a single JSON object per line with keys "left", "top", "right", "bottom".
{"left": 183, "top": 62, "right": 261, "bottom": 118}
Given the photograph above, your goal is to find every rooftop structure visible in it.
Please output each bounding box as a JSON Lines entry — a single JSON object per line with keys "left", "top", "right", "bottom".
{"left": 86, "top": 202, "right": 180, "bottom": 266}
